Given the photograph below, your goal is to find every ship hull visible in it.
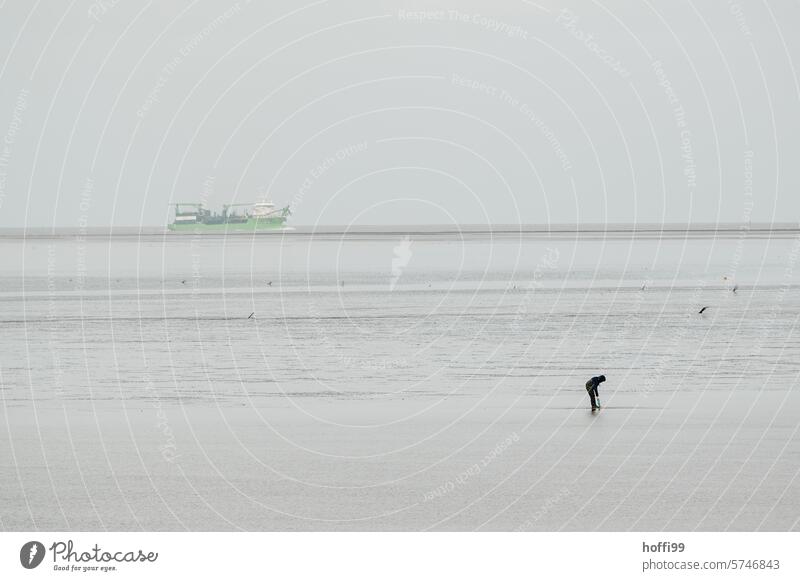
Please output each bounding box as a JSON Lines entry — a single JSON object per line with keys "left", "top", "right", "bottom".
{"left": 168, "top": 217, "right": 287, "bottom": 232}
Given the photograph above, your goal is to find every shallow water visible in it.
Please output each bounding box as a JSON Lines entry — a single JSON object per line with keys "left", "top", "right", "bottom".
{"left": 1, "top": 231, "right": 799, "bottom": 530}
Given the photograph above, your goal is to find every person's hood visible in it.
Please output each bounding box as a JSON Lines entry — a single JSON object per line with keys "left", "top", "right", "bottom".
{"left": 599, "top": 375, "right": 606, "bottom": 383}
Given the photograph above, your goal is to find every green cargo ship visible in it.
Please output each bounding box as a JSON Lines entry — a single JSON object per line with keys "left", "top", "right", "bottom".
{"left": 168, "top": 201, "right": 291, "bottom": 232}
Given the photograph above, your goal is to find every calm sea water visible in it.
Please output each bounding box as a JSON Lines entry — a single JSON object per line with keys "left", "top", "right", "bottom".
{"left": 1, "top": 230, "right": 799, "bottom": 530}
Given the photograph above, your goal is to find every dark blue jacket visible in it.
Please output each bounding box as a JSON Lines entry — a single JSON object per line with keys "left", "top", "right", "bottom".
{"left": 585, "top": 375, "right": 606, "bottom": 392}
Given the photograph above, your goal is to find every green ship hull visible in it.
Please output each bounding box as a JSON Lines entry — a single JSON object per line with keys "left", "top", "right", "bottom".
{"left": 168, "top": 217, "right": 287, "bottom": 232}
{"left": 168, "top": 201, "right": 291, "bottom": 232}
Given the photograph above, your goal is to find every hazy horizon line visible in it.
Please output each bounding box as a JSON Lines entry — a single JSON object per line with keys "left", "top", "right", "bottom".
{"left": 2, "top": 221, "right": 798, "bottom": 239}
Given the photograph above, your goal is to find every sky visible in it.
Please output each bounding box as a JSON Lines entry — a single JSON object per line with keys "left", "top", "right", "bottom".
{"left": 0, "top": 0, "right": 798, "bottom": 228}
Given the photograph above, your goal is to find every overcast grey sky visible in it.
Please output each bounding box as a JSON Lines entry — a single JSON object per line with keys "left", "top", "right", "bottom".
{"left": 0, "top": 0, "right": 798, "bottom": 228}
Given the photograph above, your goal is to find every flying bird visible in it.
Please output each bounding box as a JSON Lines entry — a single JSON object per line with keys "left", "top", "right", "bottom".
{"left": 267, "top": 281, "right": 272, "bottom": 286}
{"left": 247, "top": 312, "right": 255, "bottom": 319}
{"left": 732, "top": 285, "right": 738, "bottom": 293}
{"left": 698, "top": 306, "right": 709, "bottom": 314}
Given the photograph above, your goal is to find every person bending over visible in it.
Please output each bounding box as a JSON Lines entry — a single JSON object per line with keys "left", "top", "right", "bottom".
{"left": 585, "top": 375, "right": 606, "bottom": 411}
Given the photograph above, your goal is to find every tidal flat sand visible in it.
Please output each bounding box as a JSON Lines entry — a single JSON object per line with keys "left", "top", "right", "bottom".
{"left": 1, "top": 230, "right": 799, "bottom": 530}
